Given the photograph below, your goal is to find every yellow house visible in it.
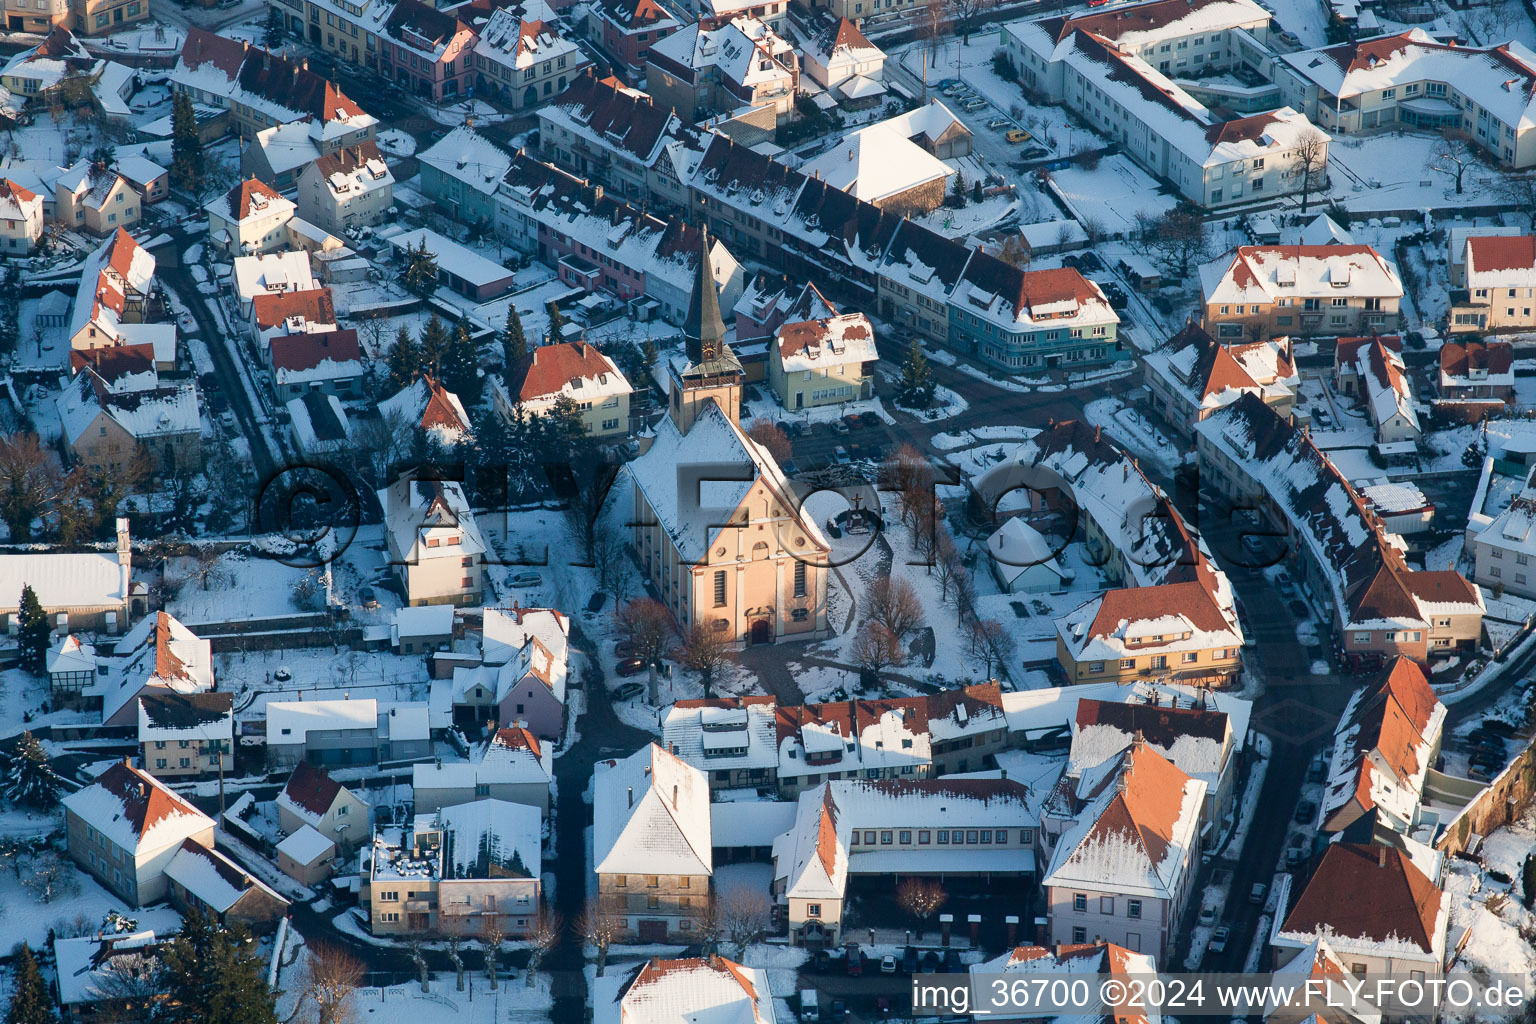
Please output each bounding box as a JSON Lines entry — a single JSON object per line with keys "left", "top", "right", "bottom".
{"left": 494, "top": 340, "right": 633, "bottom": 439}
{"left": 767, "top": 312, "right": 877, "bottom": 412}
{"left": 54, "top": 161, "right": 140, "bottom": 235}
{"left": 630, "top": 234, "right": 830, "bottom": 645}
{"left": 1055, "top": 580, "right": 1244, "bottom": 688}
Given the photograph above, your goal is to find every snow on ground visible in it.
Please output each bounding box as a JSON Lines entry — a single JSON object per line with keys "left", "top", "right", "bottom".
{"left": 1266, "top": 0, "right": 1331, "bottom": 47}
{"left": 0, "top": 854, "right": 183, "bottom": 953}
{"left": 932, "top": 426, "right": 1040, "bottom": 450}
{"left": 376, "top": 128, "right": 418, "bottom": 158}
{"left": 1082, "top": 396, "right": 1178, "bottom": 474}
{"left": 1327, "top": 132, "right": 1503, "bottom": 214}
{"left": 1049, "top": 155, "right": 1180, "bottom": 237}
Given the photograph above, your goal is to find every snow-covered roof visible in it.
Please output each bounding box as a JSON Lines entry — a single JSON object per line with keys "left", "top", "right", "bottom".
{"left": 57, "top": 369, "right": 200, "bottom": 449}
{"left": 611, "top": 957, "right": 776, "bottom": 1024}
{"left": 798, "top": 111, "right": 955, "bottom": 203}
{"left": 277, "top": 823, "right": 336, "bottom": 865}
{"left": 971, "top": 943, "right": 1161, "bottom": 1024}
{"left": 472, "top": 5, "right": 586, "bottom": 74}
{"left": 1282, "top": 29, "right": 1536, "bottom": 132}
{"left": 1276, "top": 843, "right": 1446, "bottom": 962}
{"left": 1464, "top": 235, "right": 1536, "bottom": 290}
{"left": 267, "top": 697, "right": 378, "bottom": 743}
{"left": 649, "top": 16, "right": 795, "bottom": 91}
{"left": 1202, "top": 245, "right": 1403, "bottom": 306}
{"left": 62, "top": 761, "right": 213, "bottom": 854}
{"left": 383, "top": 226, "right": 515, "bottom": 290}
{"left": 437, "top": 798, "right": 542, "bottom": 879}
{"left": 662, "top": 697, "right": 779, "bottom": 774}
{"left": 801, "top": 17, "right": 884, "bottom": 74}
{"left": 417, "top": 125, "right": 512, "bottom": 196}
{"left": 1142, "top": 322, "right": 1297, "bottom": 417}
{"left": 501, "top": 341, "right": 632, "bottom": 410}
{"left": 287, "top": 391, "right": 351, "bottom": 452}
{"left": 1016, "top": 0, "right": 1271, "bottom": 55}
{"left": 1354, "top": 338, "right": 1417, "bottom": 435}
{"left": 413, "top": 725, "right": 552, "bottom": 793}
{"left": 232, "top": 250, "right": 318, "bottom": 304}
{"left": 0, "top": 550, "right": 126, "bottom": 612}
{"left": 378, "top": 375, "right": 471, "bottom": 444}
{"left": 708, "top": 799, "right": 799, "bottom": 849}
{"left": 165, "top": 838, "right": 285, "bottom": 912}
{"left": 1042, "top": 742, "right": 1205, "bottom": 900}
{"left": 1439, "top": 339, "right": 1514, "bottom": 390}
{"left": 277, "top": 760, "right": 357, "bottom": 825}
{"left": 477, "top": 605, "right": 569, "bottom": 708}
{"left": 49, "top": 634, "right": 98, "bottom": 676}
{"left": 1002, "top": 680, "right": 1252, "bottom": 747}
{"left": 1057, "top": 580, "right": 1243, "bottom": 667}
{"left": 1299, "top": 212, "right": 1355, "bottom": 246}
{"left": 626, "top": 399, "right": 829, "bottom": 564}
{"left": 985, "top": 517, "right": 1072, "bottom": 589}
{"left": 54, "top": 931, "right": 163, "bottom": 1008}
{"left": 137, "top": 691, "right": 233, "bottom": 745}
{"left": 95, "top": 612, "right": 215, "bottom": 725}
{"left": 306, "top": 140, "right": 393, "bottom": 201}
{"left": 593, "top": 743, "right": 712, "bottom": 876}
{"left": 774, "top": 313, "right": 877, "bottom": 372}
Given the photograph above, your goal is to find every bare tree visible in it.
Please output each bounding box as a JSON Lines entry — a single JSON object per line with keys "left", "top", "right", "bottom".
{"left": 951, "top": 0, "right": 992, "bottom": 43}
{"left": 1426, "top": 129, "right": 1479, "bottom": 195}
{"left": 482, "top": 918, "right": 506, "bottom": 990}
{"left": 578, "top": 902, "right": 624, "bottom": 977}
{"left": 88, "top": 949, "right": 164, "bottom": 1024}
{"left": 526, "top": 907, "right": 563, "bottom": 987}
{"left": 851, "top": 621, "right": 906, "bottom": 680}
{"left": 745, "top": 418, "right": 792, "bottom": 464}
{"left": 1494, "top": 174, "right": 1536, "bottom": 228}
{"left": 23, "top": 849, "right": 79, "bottom": 903}
{"left": 969, "top": 618, "right": 1016, "bottom": 679}
{"left": 616, "top": 597, "right": 673, "bottom": 703}
{"left": 996, "top": 234, "right": 1031, "bottom": 268}
{"left": 300, "top": 942, "right": 363, "bottom": 1024}
{"left": 864, "top": 576, "right": 925, "bottom": 642}
{"left": 716, "top": 885, "right": 773, "bottom": 960}
{"left": 1133, "top": 206, "right": 1212, "bottom": 281}
{"left": 0, "top": 433, "right": 62, "bottom": 542}
{"left": 674, "top": 621, "right": 734, "bottom": 698}
{"left": 933, "top": 533, "right": 964, "bottom": 604}
{"left": 919, "top": 0, "right": 952, "bottom": 68}
{"left": 563, "top": 463, "right": 623, "bottom": 570}
{"left": 896, "top": 878, "right": 947, "bottom": 938}
{"left": 1292, "top": 129, "right": 1329, "bottom": 215}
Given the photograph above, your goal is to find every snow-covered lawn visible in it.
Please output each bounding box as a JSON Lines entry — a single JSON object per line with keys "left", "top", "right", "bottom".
{"left": 0, "top": 854, "right": 183, "bottom": 953}
{"left": 376, "top": 128, "right": 418, "bottom": 158}
{"left": 1326, "top": 131, "right": 1504, "bottom": 213}
{"left": 1048, "top": 155, "right": 1180, "bottom": 237}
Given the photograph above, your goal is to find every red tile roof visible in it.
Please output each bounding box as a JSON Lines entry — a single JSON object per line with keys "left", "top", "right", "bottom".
{"left": 489, "top": 724, "right": 542, "bottom": 760}
{"left": 504, "top": 341, "right": 622, "bottom": 403}
{"left": 1440, "top": 339, "right": 1513, "bottom": 377}
{"left": 1466, "top": 234, "right": 1536, "bottom": 275}
{"left": 223, "top": 177, "right": 288, "bottom": 222}
{"left": 1086, "top": 580, "right": 1231, "bottom": 640}
{"left": 1076, "top": 742, "right": 1191, "bottom": 868}
{"left": 1076, "top": 696, "right": 1228, "bottom": 746}
{"left": 269, "top": 329, "right": 361, "bottom": 373}
{"left": 252, "top": 287, "right": 335, "bottom": 330}
{"left": 0, "top": 177, "right": 38, "bottom": 204}
{"left": 630, "top": 956, "right": 761, "bottom": 1006}
{"left": 419, "top": 375, "right": 467, "bottom": 431}
{"left": 1281, "top": 843, "right": 1442, "bottom": 954}
{"left": 90, "top": 761, "right": 206, "bottom": 844}
{"left": 281, "top": 760, "right": 344, "bottom": 819}
{"left": 70, "top": 343, "right": 156, "bottom": 381}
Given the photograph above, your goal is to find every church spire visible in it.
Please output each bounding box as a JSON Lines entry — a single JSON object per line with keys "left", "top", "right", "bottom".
{"left": 684, "top": 227, "right": 727, "bottom": 366}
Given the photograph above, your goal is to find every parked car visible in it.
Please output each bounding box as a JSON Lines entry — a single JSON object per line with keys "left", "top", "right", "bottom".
{"left": 831, "top": 419, "right": 850, "bottom": 434}
{"left": 901, "top": 947, "right": 919, "bottom": 973}
{"left": 1294, "top": 800, "right": 1316, "bottom": 824}
{"left": 811, "top": 949, "right": 831, "bottom": 973}
{"left": 1481, "top": 719, "right": 1518, "bottom": 737}
{"left": 1312, "top": 408, "right": 1334, "bottom": 428}
{"left": 1077, "top": 252, "right": 1104, "bottom": 272}
{"left": 1208, "top": 926, "right": 1231, "bottom": 953}
{"left": 962, "top": 98, "right": 987, "bottom": 111}
{"left": 834, "top": 446, "right": 852, "bottom": 465}
{"left": 1288, "top": 599, "right": 1310, "bottom": 618}
{"left": 614, "top": 681, "right": 645, "bottom": 700}
{"left": 827, "top": 1001, "right": 847, "bottom": 1023}
{"left": 782, "top": 461, "right": 798, "bottom": 477}
{"left": 843, "top": 413, "right": 864, "bottom": 431}
{"left": 1022, "top": 145, "right": 1050, "bottom": 159}
{"left": 845, "top": 944, "right": 863, "bottom": 976}
{"left": 942, "top": 949, "right": 962, "bottom": 973}
{"left": 920, "top": 951, "right": 941, "bottom": 973}
{"left": 1250, "top": 882, "right": 1268, "bottom": 904}
{"left": 359, "top": 586, "right": 378, "bottom": 610}
{"left": 1468, "top": 763, "right": 1495, "bottom": 781}
{"left": 1005, "top": 128, "right": 1031, "bottom": 143}
{"left": 1198, "top": 903, "right": 1216, "bottom": 924}
{"left": 880, "top": 955, "right": 898, "bottom": 974}
{"left": 1471, "top": 750, "right": 1507, "bottom": 770}
{"left": 615, "top": 658, "right": 647, "bottom": 677}
{"left": 987, "top": 117, "right": 1011, "bottom": 129}
{"left": 859, "top": 411, "right": 881, "bottom": 429}
{"left": 509, "top": 571, "right": 543, "bottom": 588}
{"left": 789, "top": 421, "right": 810, "bottom": 437}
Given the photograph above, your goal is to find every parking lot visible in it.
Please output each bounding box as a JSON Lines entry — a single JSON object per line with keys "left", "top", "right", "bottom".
{"left": 778, "top": 414, "right": 896, "bottom": 478}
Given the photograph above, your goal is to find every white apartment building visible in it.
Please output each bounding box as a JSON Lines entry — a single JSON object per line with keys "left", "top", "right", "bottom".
{"left": 296, "top": 141, "right": 394, "bottom": 234}
{"left": 379, "top": 472, "right": 487, "bottom": 607}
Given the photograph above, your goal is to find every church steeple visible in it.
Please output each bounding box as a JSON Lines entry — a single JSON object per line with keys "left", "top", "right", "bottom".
{"left": 684, "top": 228, "right": 729, "bottom": 365}
{"left": 669, "top": 226, "right": 743, "bottom": 434}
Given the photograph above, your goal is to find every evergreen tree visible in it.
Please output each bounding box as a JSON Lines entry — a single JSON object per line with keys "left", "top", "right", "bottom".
{"left": 972, "top": 179, "right": 983, "bottom": 204}
{"left": 157, "top": 909, "right": 277, "bottom": 1024}
{"left": 501, "top": 305, "right": 527, "bottom": 369}
{"left": 504, "top": 402, "right": 542, "bottom": 503}
{"left": 545, "top": 302, "right": 566, "bottom": 345}
{"left": 898, "top": 338, "right": 935, "bottom": 409}
{"left": 0, "top": 266, "right": 20, "bottom": 359}
{"left": 418, "top": 314, "right": 450, "bottom": 375}
{"left": 385, "top": 327, "right": 423, "bottom": 392}
{"left": 16, "top": 584, "right": 48, "bottom": 675}
{"left": 402, "top": 240, "right": 439, "bottom": 300}
{"left": 263, "top": 4, "right": 285, "bottom": 47}
{"left": 441, "top": 320, "right": 483, "bottom": 406}
{"left": 4, "top": 732, "right": 57, "bottom": 809}
{"left": 169, "top": 93, "right": 205, "bottom": 196}
{"left": 544, "top": 394, "right": 588, "bottom": 458}
{"left": 950, "top": 171, "right": 968, "bottom": 208}
{"left": 5, "top": 946, "right": 56, "bottom": 1024}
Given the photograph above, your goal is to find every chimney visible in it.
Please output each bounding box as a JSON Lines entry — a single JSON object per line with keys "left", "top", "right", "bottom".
{"left": 627, "top": 786, "right": 634, "bottom": 808}
{"left": 1000, "top": 769, "right": 1007, "bottom": 781}
{"left": 672, "top": 784, "right": 679, "bottom": 808}
{"left": 1378, "top": 846, "right": 1388, "bottom": 868}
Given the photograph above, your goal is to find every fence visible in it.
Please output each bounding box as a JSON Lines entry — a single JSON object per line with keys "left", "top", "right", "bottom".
{"left": 1433, "top": 737, "right": 1536, "bottom": 857}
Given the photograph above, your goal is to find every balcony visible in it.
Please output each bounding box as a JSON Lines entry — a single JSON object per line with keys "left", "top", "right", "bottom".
{"left": 403, "top": 895, "right": 437, "bottom": 912}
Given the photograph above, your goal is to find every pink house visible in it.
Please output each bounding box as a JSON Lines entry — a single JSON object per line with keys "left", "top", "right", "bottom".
{"left": 377, "top": 0, "right": 476, "bottom": 102}
{"left": 447, "top": 606, "right": 569, "bottom": 739}
{"left": 589, "top": 0, "right": 679, "bottom": 76}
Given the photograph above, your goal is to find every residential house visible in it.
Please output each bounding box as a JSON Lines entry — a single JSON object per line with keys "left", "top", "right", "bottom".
{"left": 56, "top": 366, "right": 201, "bottom": 476}
{"left": 268, "top": 328, "right": 364, "bottom": 402}
{"left": 362, "top": 799, "right": 542, "bottom": 935}
{"left": 1271, "top": 844, "right": 1446, "bottom": 981}
{"left": 277, "top": 826, "right": 337, "bottom": 885}
{"left": 876, "top": 219, "right": 965, "bottom": 347}
{"left": 629, "top": 246, "right": 829, "bottom": 644}
{"left": 1195, "top": 393, "right": 1484, "bottom": 670}
{"left": 772, "top": 777, "right": 1039, "bottom": 946}
{"left": 694, "top": 0, "right": 786, "bottom": 30}
{"left": 1438, "top": 340, "right": 1514, "bottom": 410}
{"left": 53, "top": 931, "right": 167, "bottom": 1024}
{"left": 1318, "top": 657, "right": 1444, "bottom": 837}
{"left": 0, "top": 0, "right": 68, "bottom": 37}
{"left": 984, "top": 517, "right": 1074, "bottom": 594}
{"left": 800, "top": 18, "right": 884, "bottom": 101}
{"left": 1055, "top": 580, "right": 1244, "bottom": 689}
{"left": 413, "top": 725, "right": 553, "bottom": 814}
{"left": 65, "top": 228, "right": 163, "bottom": 362}
{"left": 469, "top": 3, "right": 590, "bottom": 109}
{"left": 70, "top": 0, "right": 148, "bottom": 36}
{"left": 232, "top": 250, "right": 319, "bottom": 318}
{"left": 84, "top": 611, "right": 214, "bottom": 728}
{"left": 1142, "top": 322, "right": 1297, "bottom": 437}
{"left": 1340, "top": 336, "right": 1419, "bottom": 444}
{"left": 535, "top": 75, "right": 704, "bottom": 209}
{"left": 1199, "top": 245, "right": 1403, "bottom": 341}
{"left": 1277, "top": 29, "right": 1536, "bottom": 168}
{"left": 593, "top": 743, "right": 712, "bottom": 941}
{"left": 594, "top": 957, "right": 777, "bottom": 1024}
{"left": 376, "top": 0, "right": 477, "bottom": 102}
{"left": 799, "top": 103, "right": 969, "bottom": 214}
{"left": 1450, "top": 235, "right": 1536, "bottom": 332}
{"left": 379, "top": 472, "right": 486, "bottom": 606}
{"left": 1471, "top": 471, "right": 1536, "bottom": 599}
{"left": 733, "top": 275, "right": 836, "bottom": 379}
{"left": 276, "top": 760, "right": 372, "bottom": 853}
{"left": 63, "top": 760, "right": 216, "bottom": 906}
{"left": 1003, "top": 0, "right": 1326, "bottom": 209}
{"left": 587, "top": 0, "right": 680, "bottom": 77}
{"left": 1041, "top": 741, "right": 1205, "bottom": 959}
{"left": 660, "top": 695, "right": 780, "bottom": 792}
{"left": 287, "top": 391, "right": 353, "bottom": 458}
{"left": 767, "top": 312, "right": 876, "bottom": 411}
{"left": 1448, "top": 225, "right": 1522, "bottom": 288}
{"left": 115, "top": 155, "right": 168, "bottom": 205}
{"left": 494, "top": 340, "right": 633, "bottom": 439}
{"left": 1, "top": 25, "right": 100, "bottom": 94}
{"left": 206, "top": 178, "right": 297, "bottom": 257}
{"left": 949, "top": 262, "right": 1122, "bottom": 373}
{"left": 249, "top": 286, "right": 337, "bottom": 350}
{"left": 137, "top": 692, "right": 233, "bottom": 779}
{"left": 440, "top": 605, "right": 570, "bottom": 739}
{"left": 163, "top": 839, "right": 289, "bottom": 929}
{"left": 296, "top": 141, "right": 394, "bottom": 234}
{"left": 265, "top": 696, "right": 431, "bottom": 767}
{"left": 172, "top": 28, "right": 377, "bottom": 145}
{"left": 416, "top": 125, "right": 513, "bottom": 228}
{"left": 391, "top": 604, "right": 455, "bottom": 656}
{"left": 0, "top": 517, "right": 137, "bottom": 637}
{"left": 0, "top": 178, "right": 44, "bottom": 252}
{"left": 55, "top": 160, "right": 140, "bottom": 235}
{"left": 645, "top": 17, "right": 798, "bottom": 123}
